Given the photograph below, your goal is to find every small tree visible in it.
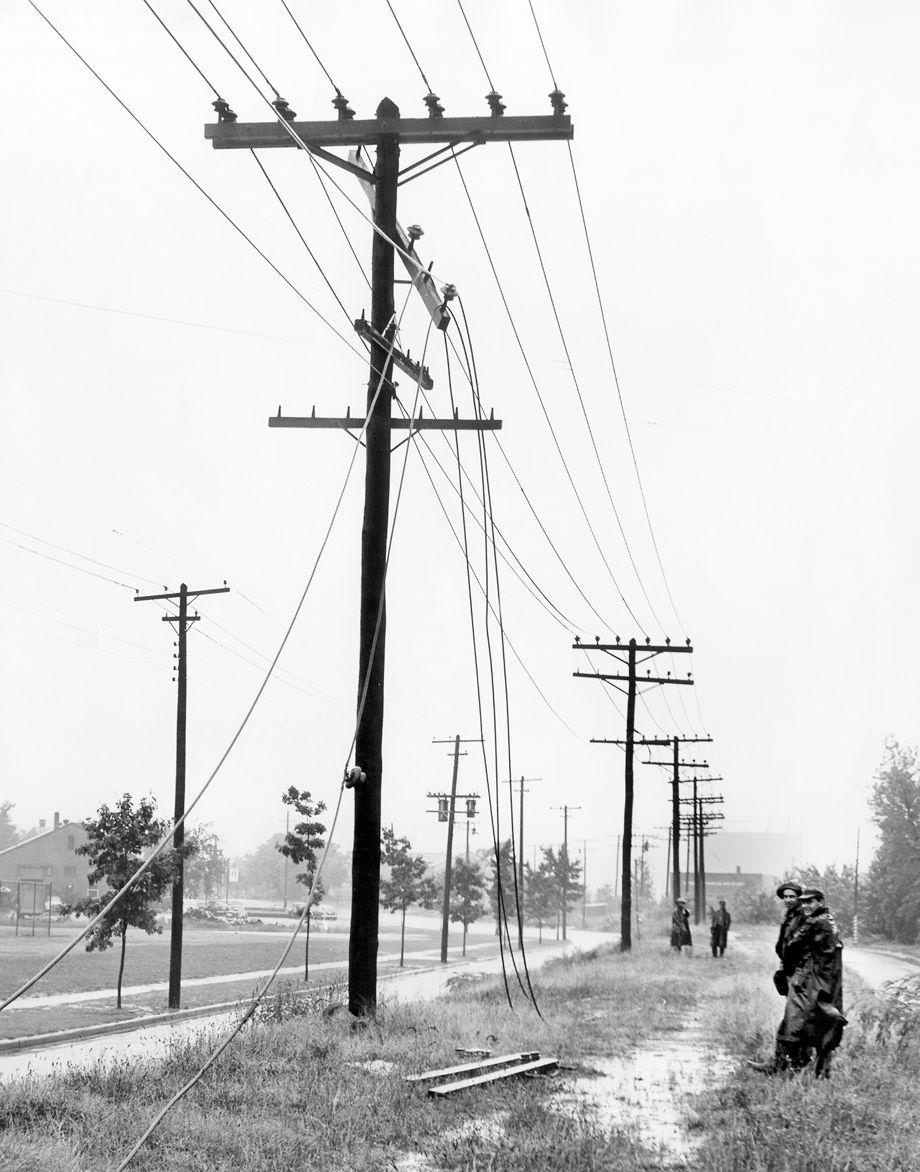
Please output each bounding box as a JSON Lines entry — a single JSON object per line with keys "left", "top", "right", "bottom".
{"left": 276, "top": 787, "right": 326, "bottom": 979}
{"left": 538, "top": 846, "right": 583, "bottom": 936}
{"left": 524, "top": 862, "right": 556, "bottom": 942}
{"left": 185, "top": 824, "right": 227, "bottom": 901}
{"left": 380, "top": 827, "right": 439, "bottom": 966}
{"left": 65, "top": 794, "right": 191, "bottom": 1008}
{"left": 449, "top": 856, "right": 486, "bottom": 956}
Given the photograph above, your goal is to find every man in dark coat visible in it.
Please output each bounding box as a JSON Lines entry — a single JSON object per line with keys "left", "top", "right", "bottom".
{"left": 670, "top": 898, "right": 692, "bottom": 953}
{"left": 750, "top": 881, "right": 807, "bottom": 1072}
{"left": 710, "top": 899, "right": 731, "bottom": 957}
{"left": 781, "top": 888, "right": 846, "bottom": 1076}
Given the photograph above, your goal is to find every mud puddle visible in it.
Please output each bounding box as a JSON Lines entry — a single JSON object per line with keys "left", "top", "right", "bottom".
{"left": 553, "top": 1019, "right": 733, "bottom": 1167}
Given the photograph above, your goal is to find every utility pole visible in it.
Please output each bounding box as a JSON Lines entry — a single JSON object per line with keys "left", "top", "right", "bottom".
{"left": 853, "top": 827, "right": 861, "bottom": 945}
{"left": 678, "top": 788, "right": 723, "bottom": 922}
{"left": 209, "top": 95, "right": 571, "bottom": 1016}
{"left": 641, "top": 746, "right": 712, "bottom": 906}
{"left": 134, "top": 581, "right": 229, "bottom": 1009}
{"left": 430, "top": 735, "right": 481, "bottom": 964}
{"left": 578, "top": 636, "right": 694, "bottom": 950}
{"left": 551, "top": 804, "right": 580, "bottom": 940}
{"left": 503, "top": 776, "right": 541, "bottom": 936}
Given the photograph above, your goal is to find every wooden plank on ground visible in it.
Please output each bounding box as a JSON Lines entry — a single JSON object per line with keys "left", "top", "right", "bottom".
{"left": 406, "top": 1051, "right": 540, "bottom": 1084}
{"left": 428, "top": 1056, "right": 558, "bottom": 1096}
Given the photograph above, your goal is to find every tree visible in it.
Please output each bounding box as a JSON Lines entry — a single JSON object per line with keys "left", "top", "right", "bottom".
{"left": 866, "top": 739, "right": 920, "bottom": 942}
{"left": 0, "top": 802, "right": 22, "bottom": 851}
{"left": 487, "top": 839, "right": 517, "bottom": 936}
{"left": 448, "top": 856, "right": 486, "bottom": 956}
{"left": 524, "top": 862, "right": 556, "bottom": 942}
{"left": 184, "top": 824, "right": 227, "bottom": 901}
{"left": 238, "top": 836, "right": 286, "bottom": 901}
{"left": 64, "top": 794, "right": 192, "bottom": 1008}
{"left": 538, "top": 845, "right": 583, "bottom": 934}
{"left": 276, "top": 787, "right": 326, "bottom": 979}
{"left": 380, "top": 827, "right": 439, "bottom": 966}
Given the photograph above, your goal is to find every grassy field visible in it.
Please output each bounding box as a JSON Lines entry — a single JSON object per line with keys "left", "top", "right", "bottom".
{"left": 0, "top": 922, "right": 466, "bottom": 1040}
{"left": 1, "top": 924, "right": 917, "bottom": 1170}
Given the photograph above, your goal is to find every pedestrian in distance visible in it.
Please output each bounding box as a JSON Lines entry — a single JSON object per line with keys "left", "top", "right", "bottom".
{"left": 710, "top": 899, "right": 731, "bottom": 957}
{"left": 670, "top": 897, "right": 692, "bottom": 954}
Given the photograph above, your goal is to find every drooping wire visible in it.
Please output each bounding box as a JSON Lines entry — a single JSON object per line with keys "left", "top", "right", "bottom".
{"left": 118, "top": 305, "right": 434, "bottom": 1171}
{"left": 139, "top": 0, "right": 222, "bottom": 98}
{"left": 458, "top": 297, "right": 543, "bottom": 1015}
{"left": 27, "top": 0, "right": 362, "bottom": 361}
{"left": 203, "top": 0, "right": 281, "bottom": 99}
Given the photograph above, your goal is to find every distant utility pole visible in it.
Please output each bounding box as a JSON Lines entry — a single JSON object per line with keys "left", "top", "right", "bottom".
{"left": 551, "top": 804, "right": 580, "bottom": 941}
{"left": 853, "top": 827, "right": 861, "bottom": 944}
{"left": 679, "top": 788, "right": 723, "bottom": 921}
{"left": 134, "top": 581, "right": 229, "bottom": 1009}
{"left": 641, "top": 744, "right": 712, "bottom": 905}
{"left": 429, "top": 735, "right": 481, "bottom": 964}
{"left": 503, "top": 775, "right": 541, "bottom": 935}
{"left": 209, "top": 94, "right": 571, "bottom": 1016}
{"left": 577, "top": 636, "right": 694, "bottom": 950}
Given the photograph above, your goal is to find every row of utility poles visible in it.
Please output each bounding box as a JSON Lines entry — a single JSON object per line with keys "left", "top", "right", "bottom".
{"left": 573, "top": 637, "right": 726, "bottom": 946}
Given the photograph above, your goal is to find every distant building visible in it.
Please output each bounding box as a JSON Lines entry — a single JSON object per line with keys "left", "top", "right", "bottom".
{"left": 0, "top": 813, "right": 92, "bottom": 908}
{"left": 704, "top": 831, "right": 801, "bottom": 877}
{"left": 702, "top": 867, "right": 775, "bottom": 902}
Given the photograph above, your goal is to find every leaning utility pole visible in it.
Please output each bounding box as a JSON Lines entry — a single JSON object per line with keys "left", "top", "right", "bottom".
{"left": 208, "top": 93, "right": 571, "bottom": 1016}
{"left": 577, "top": 636, "right": 694, "bottom": 950}
{"left": 134, "top": 581, "right": 229, "bottom": 1009}
{"left": 430, "top": 735, "right": 481, "bottom": 963}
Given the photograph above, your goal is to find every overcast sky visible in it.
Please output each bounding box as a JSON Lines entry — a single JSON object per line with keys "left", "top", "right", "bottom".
{"left": 1, "top": 1, "right": 916, "bottom": 892}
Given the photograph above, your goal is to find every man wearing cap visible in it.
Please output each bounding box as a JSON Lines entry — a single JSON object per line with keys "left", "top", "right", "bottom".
{"left": 781, "top": 887, "right": 846, "bottom": 1076}
{"left": 670, "top": 898, "right": 692, "bottom": 954}
{"left": 775, "top": 881, "right": 805, "bottom": 978}
{"left": 749, "top": 882, "right": 808, "bottom": 1072}
{"left": 710, "top": 899, "right": 731, "bottom": 958}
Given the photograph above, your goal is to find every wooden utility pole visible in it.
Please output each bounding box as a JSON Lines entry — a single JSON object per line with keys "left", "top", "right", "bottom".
{"left": 503, "top": 775, "right": 541, "bottom": 937}
{"left": 641, "top": 744, "right": 712, "bottom": 904}
{"left": 208, "top": 95, "right": 571, "bottom": 1015}
{"left": 551, "top": 804, "right": 580, "bottom": 940}
{"left": 430, "top": 736, "right": 480, "bottom": 963}
{"left": 577, "top": 636, "right": 694, "bottom": 950}
{"left": 134, "top": 581, "right": 229, "bottom": 1009}
{"left": 678, "top": 787, "right": 723, "bottom": 922}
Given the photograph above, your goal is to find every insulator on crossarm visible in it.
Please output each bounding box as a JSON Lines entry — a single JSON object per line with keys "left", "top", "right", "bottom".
{"left": 486, "top": 90, "right": 505, "bottom": 117}
{"left": 332, "top": 92, "right": 355, "bottom": 120}
{"left": 212, "top": 98, "right": 237, "bottom": 123}
{"left": 424, "top": 92, "right": 444, "bottom": 119}
{"left": 549, "top": 89, "right": 567, "bottom": 116}
{"left": 272, "top": 98, "right": 297, "bottom": 122}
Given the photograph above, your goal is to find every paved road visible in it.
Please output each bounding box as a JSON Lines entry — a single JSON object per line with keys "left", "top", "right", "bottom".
{"left": 844, "top": 945, "right": 920, "bottom": 990}
{"left": 0, "top": 930, "right": 611, "bottom": 1081}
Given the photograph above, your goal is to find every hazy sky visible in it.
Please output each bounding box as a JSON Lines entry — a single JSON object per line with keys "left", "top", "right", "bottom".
{"left": 1, "top": 1, "right": 917, "bottom": 892}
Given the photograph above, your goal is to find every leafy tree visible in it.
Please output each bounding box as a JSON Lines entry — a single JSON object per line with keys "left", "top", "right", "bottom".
{"left": 184, "top": 824, "right": 227, "bottom": 901}
{"left": 448, "top": 856, "right": 486, "bottom": 956}
{"left": 792, "top": 863, "right": 858, "bottom": 936}
{"left": 64, "top": 794, "right": 192, "bottom": 1008}
{"left": 524, "top": 861, "right": 556, "bottom": 941}
{"left": 538, "top": 845, "right": 583, "bottom": 928}
{"left": 866, "top": 739, "right": 920, "bottom": 942}
{"left": 238, "top": 835, "right": 286, "bottom": 901}
{"left": 0, "top": 801, "right": 21, "bottom": 851}
{"left": 380, "top": 827, "right": 439, "bottom": 966}
{"left": 317, "top": 842, "right": 350, "bottom": 897}
{"left": 276, "top": 787, "right": 326, "bottom": 979}
{"left": 487, "top": 839, "right": 517, "bottom": 935}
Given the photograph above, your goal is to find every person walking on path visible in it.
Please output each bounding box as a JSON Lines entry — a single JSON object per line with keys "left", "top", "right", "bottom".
{"left": 710, "top": 899, "right": 731, "bottom": 957}
{"left": 670, "top": 898, "right": 692, "bottom": 954}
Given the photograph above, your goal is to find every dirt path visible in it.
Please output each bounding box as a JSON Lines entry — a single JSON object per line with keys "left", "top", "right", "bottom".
{"left": 844, "top": 945, "right": 920, "bottom": 990}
